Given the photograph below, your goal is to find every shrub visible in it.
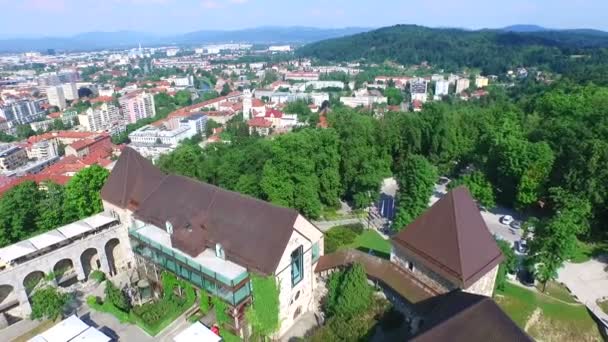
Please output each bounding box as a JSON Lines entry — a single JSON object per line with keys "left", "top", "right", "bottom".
{"left": 212, "top": 296, "right": 229, "bottom": 326}
{"left": 104, "top": 281, "right": 131, "bottom": 312}
{"left": 324, "top": 225, "right": 361, "bottom": 253}
{"left": 90, "top": 270, "right": 106, "bottom": 283}
{"left": 324, "top": 263, "right": 373, "bottom": 318}
{"left": 200, "top": 290, "right": 210, "bottom": 314}
{"left": 30, "top": 286, "right": 68, "bottom": 320}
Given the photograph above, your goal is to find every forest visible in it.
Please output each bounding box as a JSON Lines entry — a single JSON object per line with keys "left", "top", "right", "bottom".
{"left": 158, "top": 79, "right": 608, "bottom": 288}
{"left": 297, "top": 25, "right": 608, "bottom": 81}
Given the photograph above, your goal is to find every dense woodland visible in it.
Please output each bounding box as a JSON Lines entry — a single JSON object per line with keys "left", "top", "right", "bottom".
{"left": 158, "top": 79, "right": 608, "bottom": 288}
{"left": 297, "top": 25, "right": 608, "bottom": 83}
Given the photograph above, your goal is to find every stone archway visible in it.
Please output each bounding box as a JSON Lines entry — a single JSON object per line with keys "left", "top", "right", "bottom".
{"left": 23, "top": 271, "right": 45, "bottom": 295}
{"left": 53, "top": 258, "right": 76, "bottom": 287}
{"left": 104, "top": 238, "right": 122, "bottom": 276}
{"left": 81, "top": 248, "right": 101, "bottom": 280}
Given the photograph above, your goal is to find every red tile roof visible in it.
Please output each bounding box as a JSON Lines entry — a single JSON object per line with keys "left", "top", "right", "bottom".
{"left": 265, "top": 108, "right": 283, "bottom": 118}
{"left": 251, "top": 98, "right": 265, "bottom": 107}
{"left": 47, "top": 112, "right": 62, "bottom": 119}
{"left": 89, "top": 96, "right": 114, "bottom": 104}
{"left": 247, "top": 117, "right": 272, "bottom": 128}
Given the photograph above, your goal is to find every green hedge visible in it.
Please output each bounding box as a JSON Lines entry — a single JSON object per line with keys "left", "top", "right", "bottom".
{"left": 324, "top": 224, "right": 364, "bottom": 253}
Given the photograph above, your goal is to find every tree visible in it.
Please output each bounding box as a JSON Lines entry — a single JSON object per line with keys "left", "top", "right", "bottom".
{"left": 220, "top": 83, "right": 231, "bottom": 96}
{"left": 63, "top": 165, "right": 109, "bottom": 221}
{"left": 246, "top": 275, "right": 280, "bottom": 338}
{"left": 0, "top": 181, "right": 42, "bottom": 246}
{"left": 393, "top": 155, "right": 437, "bottom": 231}
{"left": 324, "top": 263, "right": 373, "bottom": 319}
{"left": 174, "top": 90, "right": 192, "bottom": 107}
{"left": 212, "top": 296, "right": 229, "bottom": 326}
{"left": 205, "top": 120, "right": 222, "bottom": 138}
{"left": 36, "top": 182, "right": 66, "bottom": 232}
{"left": 495, "top": 239, "right": 516, "bottom": 291}
{"left": 104, "top": 281, "right": 131, "bottom": 312}
{"left": 448, "top": 171, "right": 496, "bottom": 208}
{"left": 385, "top": 87, "right": 404, "bottom": 105}
{"left": 52, "top": 118, "right": 66, "bottom": 131}
{"left": 30, "top": 286, "right": 68, "bottom": 320}
{"left": 16, "top": 124, "right": 36, "bottom": 139}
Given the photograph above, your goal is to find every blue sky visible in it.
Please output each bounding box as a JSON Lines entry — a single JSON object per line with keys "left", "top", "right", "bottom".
{"left": 1, "top": 0, "right": 608, "bottom": 37}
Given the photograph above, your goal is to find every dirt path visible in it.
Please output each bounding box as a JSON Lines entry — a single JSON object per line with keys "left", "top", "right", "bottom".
{"left": 524, "top": 308, "right": 542, "bottom": 332}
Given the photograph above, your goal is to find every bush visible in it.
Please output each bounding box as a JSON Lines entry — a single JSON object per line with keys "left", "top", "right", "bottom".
{"left": 200, "top": 290, "right": 210, "bottom": 314}
{"left": 324, "top": 263, "right": 373, "bottom": 318}
{"left": 212, "top": 296, "right": 229, "bottom": 326}
{"left": 90, "top": 270, "right": 106, "bottom": 283}
{"left": 104, "top": 281, "right": 131, "bottom": 312}
{"left": 324, "top": 225, "right": 363, "bottom": 253}
{"left": 30, "top": 287, "right": 68, "bottom": 320}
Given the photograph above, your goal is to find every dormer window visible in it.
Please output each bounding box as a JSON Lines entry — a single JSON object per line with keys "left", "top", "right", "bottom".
{"left": 165, "top": 220, "right": 173, "bottom": 235}
{"left": 216, "top": 244, "right": 225, "bottom": 259}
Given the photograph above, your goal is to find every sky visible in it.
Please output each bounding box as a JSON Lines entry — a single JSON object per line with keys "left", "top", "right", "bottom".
{"left": 1, "top": 0, "right": 607, "bottom": 38}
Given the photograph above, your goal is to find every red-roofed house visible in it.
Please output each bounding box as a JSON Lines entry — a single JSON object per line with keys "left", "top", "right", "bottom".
{"left": 247, "top": 117, "right": 272, "bottom": 136}
{"left": 65, "top": 134, "right": 111, "bottom": 158}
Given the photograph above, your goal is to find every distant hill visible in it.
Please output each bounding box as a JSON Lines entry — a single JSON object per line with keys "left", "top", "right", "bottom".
{"left": 0, "top": 27, "right": 372, "bottom": 53}
{"left": 296, "top": 24, "right": 608, "bottom": 74}
{"left": 502, "top": 25, "right": 548, "bottom": 32}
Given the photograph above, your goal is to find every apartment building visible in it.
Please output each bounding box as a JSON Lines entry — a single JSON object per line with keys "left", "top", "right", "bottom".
{"left": 0, "top": 145, "right": 28, "bottom": 171}
{"left": 119, "top": 91, "right": 156, "bottom": 124}
{"left": 47, "top": 86, "right": 67, "bottom": 110}
{"left": 0, "top": 99, "right": 46, "bottom": 125}
{"left": 410, "top": 78, "right": 428, "bottom": 103}
{"left": 128, "top": 112, "right": 205, "bottom": 147}
{"left": 28, "top": 140, "right": 58, "bottom": 160}
{"left": 100, "top": 148, "right": 324, "bottom": 337}
{"left": 434, "top": 79, "right": 450, "bottom": 100}
{"left": 62, "top": 83, "right": 79, "bottom": 101}
{"left": 475, "top": 76, "right": 489, "bottom": 88}
{"left": 78, "top": 101, "right": 125, "bottom": 136}
{"left": 456, "top": 78, "right": 471, "bottom": 94}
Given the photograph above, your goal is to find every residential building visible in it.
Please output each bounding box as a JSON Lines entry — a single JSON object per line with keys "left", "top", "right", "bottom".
{"left": 0, "top": 118, "right": 12, "bottom": 134}
{"left": 47, "top": 86, "right": 67, "bottom": 110}
{"left": 78, "top": 101, "right": 124, "bottom": 135}
{"left": 456, "top": 78, "right": 471, "bottom": 94}
{"left": 0, "top": 145, "right": 28, "bottom": 171}
{"left": 269, "top": 45, "right": 291, "bottom": 52}
{"left": 284, "top": 72, "right": 319, "bottom": 81}
{"left": 62, "top": 82, "right": 79, "bottom": 101}
{"left": 119, "top": 91, "right": 156, "bottom": 124}
{"left": 0, "top": 99, "right": 46, "bottom": 125}
{"left": 410, "top": 78, "right": 428, "bottom": 103}
{"left": 390, "top": 187, "right": 503, "bottom": 297}
{"left": 179, "top": 113, "right": 207, "bottom": 136}
{"left": 247, "top": 117, "right": 272, "bottom": 136}
{"left": 37, "top": 73, "right": 60, "bottom": 87}
{"left": 302, "top": 81, "right": 344, "bottom": 90}
{"left": 434, "top": 80, "right": 450, "bottom": 100}
{"left": 340, "top": 95, "right": 387, "bottom": 108}
{"left": 128, "top": 124, "right": 193, "bottom": 147}
{"left": 475, "top": 76, "right": 489, "bottom": 88}
{"left": 448, "top": 74, "right": 460, "bottom": 85}
{"left": 100, "top": 148, "right": 324, "bottom": 337}
{"left": 28, "top": 140, "right": 58, "bottom": 160}
{"left": 167, "top": 75, "right": 194, "bottom": 88}
{"left": 64, "top": 133, "right": 112, "bottom": 158}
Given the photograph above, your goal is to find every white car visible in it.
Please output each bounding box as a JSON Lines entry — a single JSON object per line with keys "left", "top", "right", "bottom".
{"left": 500, "top": 215, "right": 514, "bottom": 225}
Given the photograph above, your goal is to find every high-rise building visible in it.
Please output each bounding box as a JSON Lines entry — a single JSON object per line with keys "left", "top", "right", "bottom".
{"left": 0, "top": 99, "right": 46, "bottom": 125}
{"left": 62, "top": 83, "right": 79, "bottom": 101}
{"left": 0, "top": 145, "right": 28, "bottom": 171}
{"left": 47, "top": 86, "right": 67, "bottom": 110}
{"left": 119, "top": 91, "right": 156, "bottom": 124}
{"left": 37, "top": 73, "right": 60, "bottom": 87}
{"left": 456, "top": 78, "right": 471, "bottom": 94}
{"left": 410, "top": 78, "right": 428, "bottom": 103}
{"left": 78, "top": 102, "right": 125, "bottom": 135}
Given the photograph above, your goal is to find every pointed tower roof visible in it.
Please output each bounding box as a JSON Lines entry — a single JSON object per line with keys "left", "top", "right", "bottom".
{"left": 391, "top": 186, "right": 503, "bottom": 288}
{"left": 101, "top": 147, "right": 166, "bottom": 209}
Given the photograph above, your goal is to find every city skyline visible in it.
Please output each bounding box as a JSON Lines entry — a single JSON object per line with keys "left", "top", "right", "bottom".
{"left": 1, "top": 0, "right": 607, "bottom": 38}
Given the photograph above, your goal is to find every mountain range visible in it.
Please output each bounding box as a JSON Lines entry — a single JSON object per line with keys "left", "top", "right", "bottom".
{"left": 0, "top": 27, "right": 372, "bottom": 53}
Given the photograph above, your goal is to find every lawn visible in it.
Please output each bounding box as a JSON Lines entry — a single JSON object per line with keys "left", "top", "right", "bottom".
{"left": 569, "top": 238, "right": 608, "bottom": 263}
{"left": 495, "top": 282, "right": 602, "bottom": 341}
{"left": 345, "top": 230, "right": 392, "bottom": 259}
{"left": 324, "top": 224, "right": 392, "bottom": 260}
{"left": 535, "top": 281, "right": 579, "bottom": 304}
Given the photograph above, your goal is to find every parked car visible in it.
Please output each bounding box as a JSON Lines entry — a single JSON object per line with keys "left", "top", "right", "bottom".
{"left": 514, "top": 240, "right": 528, "bottom": 254}
{"left": 438, "top": 176, "right": 451, "bottom": 185}
{"left": 500, "top": 215, "right": 514, "bottom": 225}
{"left": 510, "top": 220, "right": 522, "bottom": 230}
{"left": 519, "top": 269, "right": 536, "bottom": 287}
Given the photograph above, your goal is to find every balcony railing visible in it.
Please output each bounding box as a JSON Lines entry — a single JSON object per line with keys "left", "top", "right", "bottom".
{"left": 130, "top": 230, "right": 251, "bottom": 306}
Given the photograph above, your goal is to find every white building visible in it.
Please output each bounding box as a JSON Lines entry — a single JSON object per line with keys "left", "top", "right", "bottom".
{"left": 128, "top": 113, "right": 205, "bottom": 147}
{"left": 269, "top": 45, "right": 291, "bottom": 52}
{"left": 410, "top": 78, "right": 429, "bottom": 103}
{"left": 47, "top": 85, "right": 67, "bottom": 110}
{"left": 62, "top": 82, "right": 79, "bottom": 101}
{"left": 434, "top": 80, "right": 450, "bottom": 100}
{"left": 302, "top": 81, "right": 345, "bottom": 90}
{"left": 168, "top": 75, "right": 194, "bottom": 88}
{"left": 0, "top": 99, "right": 46, "bottom": 125}
{"left": 475, "top": 76, "right": 489, "bottom": 88}
{"left": 166, "top": 48, "right": 180, "bottom": 57}
{"left": 456, "top": 78, "right": 471, "bottom": 94}
{"left": 78, "top": 102, "right": 125, "bottom": 135}
{"left": 340, "top": 95, "right": 387, "bottom": 108}
{"left": 28, "top": 140, "right": 58, "bottom": 160}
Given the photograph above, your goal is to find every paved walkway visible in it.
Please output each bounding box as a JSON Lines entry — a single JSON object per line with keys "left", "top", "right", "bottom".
{"left": 557, "top": 256, "right": 608, "bottom": 327}
{"left": 312, "top": 218, "right": 363, "bottom": 232}
{"left": 279, "top": 312, "right": 318, "bottom": 342}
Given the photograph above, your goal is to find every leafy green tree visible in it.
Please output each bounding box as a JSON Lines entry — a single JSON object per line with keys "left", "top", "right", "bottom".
{"left": 384, "top": 87, "right": 404, "bottom": 105}
{"left": 174, "top": 90, "right": 192, "bottom": 107}
{"left": 0, "top": 181, "right": 42, "bottom": 246}
{"left": 63, "top": 165, "right": 109, "bottom": 221}
{"left": 246, "top": 275, "right": 280, "bottom": 338}
{"left": 0, "top": 131, "right": 16, "bottom": 142}
{"left": 212, "top": 296, "right": 229, "bottom": 326}
{"left": 495, "top": 239, "right": 516, "bottom": 291}
{"left": 16, "top": 124, "right": 36, "bottom": 138}
{"left": 220, "top": 83, "right": 231, "bottom": 96}
{"left": 324, "top": 263, "right": 373, "bottom": 318}
{"left": 105, "top": 281, "right": 131, "bottom": 312}
{"left": 204, "top": 120, "right": 222, "bottom": 138}
{"left": 30, "top": 286, "right": 68, "bottom": 320}
{"left": 448, "top": 171, "right": 496, "bottom": 208}
{"left": 393, "top": 155, "right": 437, "bottom": 231}
{"left": 36, "top": 182, "right": 66, "bottom": 232}
{"left": 283, "top": 99, "right": 312, "bottom": 121}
